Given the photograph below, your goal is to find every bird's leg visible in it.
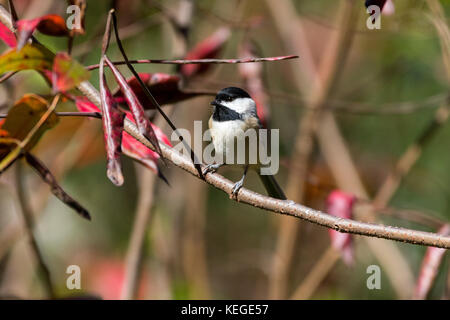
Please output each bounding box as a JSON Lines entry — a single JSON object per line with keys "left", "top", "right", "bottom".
{"left": 231, "top": 165, "right": 249, "bottom": 197}
{"left": 202, "top": 163, "right": 224, "bottom": 175}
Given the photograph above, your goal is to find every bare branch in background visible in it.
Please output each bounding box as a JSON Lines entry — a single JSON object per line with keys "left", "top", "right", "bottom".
{"left": 24, "top": 153, "right": 91, "bottom": 220}
{"left": 267, "top": 0, "right": 415, "bottom": 299}
{"left": 121, "top": 165, "right": 157, "bottom": 299}
{"left": 121, "top": 105, "right": 173, "bottom": 299}
{"left": 267, "top": 0, "right": 359, "bottom": 299}
{"left": 15, "top": 162, "right": 55, "bottom": 298}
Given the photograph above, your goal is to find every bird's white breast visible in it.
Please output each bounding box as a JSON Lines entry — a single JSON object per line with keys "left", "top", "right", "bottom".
{"left": 209, "top": 117, "right": 266, "bottom": 167}
{"left": 210, "top": 119, "right": 248, "bottom": 157}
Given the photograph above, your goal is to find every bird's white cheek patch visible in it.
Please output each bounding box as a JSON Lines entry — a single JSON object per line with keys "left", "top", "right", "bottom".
{"left": 222, "top": 97, "right": 256, "bottom": 114}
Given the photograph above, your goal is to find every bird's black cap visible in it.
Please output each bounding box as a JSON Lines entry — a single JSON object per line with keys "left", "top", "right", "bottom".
{"left": 214, "top": 87, "right": 251, "bottom": 103}
{"left": 210, "top": 87, "right": 251, "bottom": 122}
{"left": 365, "top": 0, "right": 387, "bottom": 9}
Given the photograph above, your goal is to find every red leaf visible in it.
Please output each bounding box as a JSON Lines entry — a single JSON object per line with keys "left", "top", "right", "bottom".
{"left": 122, "top": 113, "right": 171, "bottom": 183}
{"left": 75, "top": 97, "right": 101, "bottom": 113}
{"left": 238, "top": 43, "right": 269, "bottom": 128}
{"left": 180, "top": 27, "right": 230, "bottom": 78}
{"left": 150, "top": 120, "right": 172, "bottom": 148}
{"left": 35, "top": 15, "right": 69, "bottom": 36}
{"left": 16, "top": 14, "right": 69, "bottom": 49}
{"left": 125, "top": 112, "right": 171, "bottom": 147}
{"left": 122, "top": 112, "right": 171, "bottom": 159}
{"left": 99, "top": 56, "right": 125, "bottom": 186}
{"left": 52, "top": 52, "right": 90, "bottom": 92}
{"left": 0, "top": 21, "right": 17, "bottom": 48}
{"left": 0, "top": 119, "right": 7, "bottom": 137}
{"left": 122, "top": 131, "right": 158, "bottom": 172}
{"left": 413, "top": 224, "right": 450, "bottom": 299}
{"left": 104, "top": 56, "right": 162, "bottom": 158}
{"left": 113, "top": 72, "right": 201, "bottom": 107}
{"left": 327, "top": 190, "right": 356, "bottom": 266}
{"left": 74, "top": 98, "right": 171, "bottom": 181}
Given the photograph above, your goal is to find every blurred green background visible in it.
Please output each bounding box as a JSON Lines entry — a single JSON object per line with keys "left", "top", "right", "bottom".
{"left": 0, "top": 0, "right": 448, "bottom": 300}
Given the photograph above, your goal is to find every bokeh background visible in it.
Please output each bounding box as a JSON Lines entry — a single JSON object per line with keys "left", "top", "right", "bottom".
{"left": 0, "top": 0, "right": 449, "bottom": 300}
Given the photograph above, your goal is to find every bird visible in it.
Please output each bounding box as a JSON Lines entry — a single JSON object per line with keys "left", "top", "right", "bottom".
{"left": 203, "top": 87, "right": 286, "bottom": 200}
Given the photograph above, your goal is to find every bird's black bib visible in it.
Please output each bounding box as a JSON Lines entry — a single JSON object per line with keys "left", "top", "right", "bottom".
{"left": 212, "top": 104, "right": 243, "bottom": 122}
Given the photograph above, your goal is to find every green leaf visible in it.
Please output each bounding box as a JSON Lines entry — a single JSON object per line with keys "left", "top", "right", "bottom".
{"left": 0, "top": 43, "right": 55, "bottom": 74}
{"left": 2, "top": 94, "right": 59, "bottom": 144}
{"left": 0, "top": 94, "right": 59, "bottom": 173}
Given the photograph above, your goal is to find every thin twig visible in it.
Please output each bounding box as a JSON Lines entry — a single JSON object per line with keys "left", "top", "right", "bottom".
{"left": 67, "top": 36, "right": 74, "bottom": 56}
{"left": 121, "top": 165, "right": 157, "bottom": 299}
{"left": 0, "top": 71, "right": 17, "bottom": 83}
{"left": 24, "top": 153, "right": 91, "bottom": 220}
{"left": 189, "top": 78, "right": 448, "bottom": 115}
{"left": 15, "top": 162, "right": 55, "bottom": 298}
{"left": 377, "top": 207, "right": 445, "bottom": 229}
{"left": 19, "top": 95, "right": 60, "bottom": 149}
{"left": 85, "top": 56, "right": 299, "bottom": 70}
{"left": 0, "top": 111, "right": 102, "bottom": 119}
{"left": 73, "top": 14, "right": 163, "bottom": 58}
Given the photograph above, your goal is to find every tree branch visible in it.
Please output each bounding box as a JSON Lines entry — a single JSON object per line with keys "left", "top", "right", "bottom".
{"left": 0, "top": 4, "right": 449, "bottom": 249}
{"left": 122, "top": 112, "right": 450, "bottom": 249}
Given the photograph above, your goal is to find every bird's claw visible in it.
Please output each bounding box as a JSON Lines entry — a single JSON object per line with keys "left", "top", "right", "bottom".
{"left": 202, "top": 163, "right": 221, "bottom": 176}
{"left": 231, "top": 181, "right": 243, "bottom": 197}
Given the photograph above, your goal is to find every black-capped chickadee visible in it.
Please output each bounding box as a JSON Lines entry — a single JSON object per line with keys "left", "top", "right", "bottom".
{"left": 203, "top": 87, "right": 286, "bottom": 199}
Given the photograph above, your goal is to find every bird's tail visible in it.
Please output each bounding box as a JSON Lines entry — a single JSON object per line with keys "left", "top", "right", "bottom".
{"left": 258, "top": 174, "right": 287, "bottom": 200}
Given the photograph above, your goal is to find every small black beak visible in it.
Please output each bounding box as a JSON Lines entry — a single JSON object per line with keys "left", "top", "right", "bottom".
{"left": 210, "top": 100, "right": 219, "bottom": 107}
